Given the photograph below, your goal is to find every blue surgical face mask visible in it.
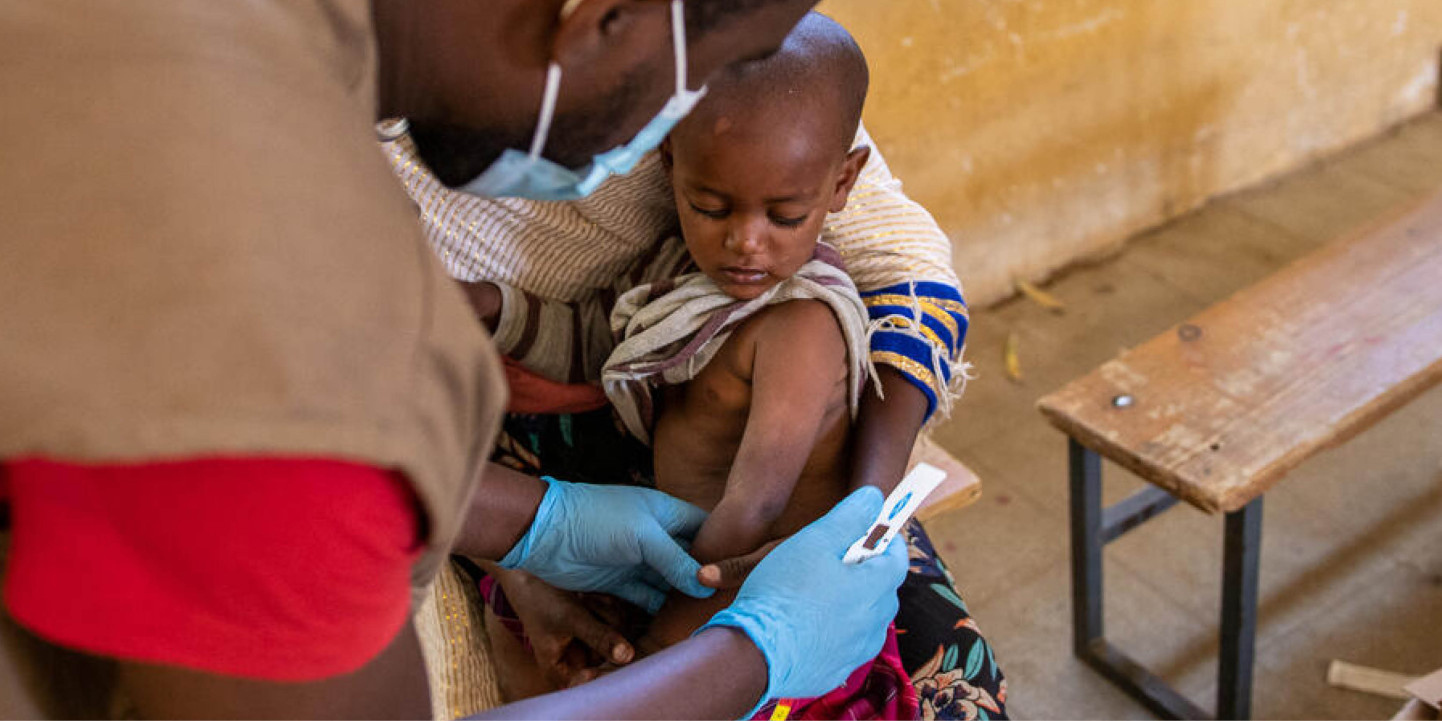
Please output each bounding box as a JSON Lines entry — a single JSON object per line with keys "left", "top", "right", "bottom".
{"left": 458, "top": 0, "right": 707, "bottom": 201}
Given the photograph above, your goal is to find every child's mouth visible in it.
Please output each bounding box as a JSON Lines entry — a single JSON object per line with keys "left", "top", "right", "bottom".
{"left": 719, "top": 267, "right": 768, "bottom": 285}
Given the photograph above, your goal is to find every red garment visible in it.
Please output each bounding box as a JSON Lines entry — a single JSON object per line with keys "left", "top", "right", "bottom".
{"left": 758, "top": 625, "right": 919, "bottom": 721}
{"left": 503, "top": 356, "right": 609, "bottom": 415}
{"left": 1, "top": 457, "right": 422, "bottom": 681}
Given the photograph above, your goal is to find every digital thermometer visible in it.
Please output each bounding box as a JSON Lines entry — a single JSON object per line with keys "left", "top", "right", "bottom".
{"left": 843, "top": 462, "right": 947, "bottom": 564}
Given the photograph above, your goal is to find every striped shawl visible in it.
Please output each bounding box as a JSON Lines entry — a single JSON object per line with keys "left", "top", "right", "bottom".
{"left": 602, "top": 239, "right": 869, "bottom": 445}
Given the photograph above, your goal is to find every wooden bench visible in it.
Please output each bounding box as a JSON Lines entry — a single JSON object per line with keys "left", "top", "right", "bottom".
{"left": 913, "top": 436, "right": 984, "bottom": 522}
{"left": 1036, "top": 191, "right": 1442, "bottom": 720}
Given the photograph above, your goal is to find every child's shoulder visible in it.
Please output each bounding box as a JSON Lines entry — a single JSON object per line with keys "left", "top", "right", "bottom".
{"left": 766, "top": 296, "right": 845, "bottom": 329}
{"left": 718, "top": 299, "right": 847, "bottom": 376}
{"left": 741, "top": 298, "right": 845, "bottom": 342}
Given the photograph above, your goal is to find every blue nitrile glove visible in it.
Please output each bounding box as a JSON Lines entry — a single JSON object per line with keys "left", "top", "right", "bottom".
{"left": 700, "top": 486, "right": 908, "bottom": 707}
{"left": 499, "top": 476, "right": 715, "bottom": 614}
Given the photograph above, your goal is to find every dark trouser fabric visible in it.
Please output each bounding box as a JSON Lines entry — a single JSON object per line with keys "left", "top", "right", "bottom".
{"left": 487, "top": 409, "right": 1008, "bottom": 720}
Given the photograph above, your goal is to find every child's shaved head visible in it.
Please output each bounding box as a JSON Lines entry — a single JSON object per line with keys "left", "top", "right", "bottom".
{"left": 663, "top": 13, "right": 873, "bottom": 301}
{"left": 677, "top": 12, "right": 869, "bottom": 156}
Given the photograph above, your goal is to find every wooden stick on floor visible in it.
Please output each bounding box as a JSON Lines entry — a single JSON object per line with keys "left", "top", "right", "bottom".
{"left": 1326, "top": 659, "right": 1418, "bottom": 701}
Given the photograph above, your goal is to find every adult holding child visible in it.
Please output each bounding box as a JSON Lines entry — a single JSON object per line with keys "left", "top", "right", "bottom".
{"left": 0, "top": 1, "right": 912, "bottom": 718}
{"left": 382, "top": 10, "right": 1008, "bottom": 720}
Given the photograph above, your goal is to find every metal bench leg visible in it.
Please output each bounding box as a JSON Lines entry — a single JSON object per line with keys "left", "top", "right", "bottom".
{"left": 1067, "top": 436, "right": 1210, "bottom": 719}
{"left": 1069, "top": 438, "right": 1103, "bottom": 657}
{"left": 1217, "top": 497, "right": 1263, "bottom": 720}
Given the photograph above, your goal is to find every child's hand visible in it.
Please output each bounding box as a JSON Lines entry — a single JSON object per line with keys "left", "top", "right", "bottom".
{"left": 494, "top": 569, "right": 639, "bottom": 689}
{"left": 696, "top": 539, "right": 783, "bottom": 590}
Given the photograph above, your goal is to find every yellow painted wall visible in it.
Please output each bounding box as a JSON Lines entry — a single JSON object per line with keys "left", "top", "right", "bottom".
{"left": 820, "top": 0, "right": 1442, "bottom": 305}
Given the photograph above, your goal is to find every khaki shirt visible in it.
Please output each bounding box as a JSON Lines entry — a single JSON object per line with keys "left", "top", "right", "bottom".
{"left": 0, "top": 1, "right": 506, "bottom": 713}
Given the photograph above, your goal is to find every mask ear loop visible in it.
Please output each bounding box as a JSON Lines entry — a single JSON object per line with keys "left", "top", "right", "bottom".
{"left": 527, "top": 64, "right": 563, "bottom": 162}
{"left": 670, "top": 0, "right": 689, "bottom": 94}
{"left": 535, "top": 0, "right": 684, "bottom": 163}
{"left": 530, "top": 0, "right": 584, "bottom": 162}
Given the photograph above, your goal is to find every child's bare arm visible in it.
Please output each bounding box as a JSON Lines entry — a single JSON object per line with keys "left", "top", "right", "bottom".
{"left": 689, "top": 300, "right": 850, "bottom": 563}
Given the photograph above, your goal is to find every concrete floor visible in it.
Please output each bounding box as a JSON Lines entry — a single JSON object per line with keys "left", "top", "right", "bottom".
{"left": 925, "top": 112, "right": 1442, "bottom": 719}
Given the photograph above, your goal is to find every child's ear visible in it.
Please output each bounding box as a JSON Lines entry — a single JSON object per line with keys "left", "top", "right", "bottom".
{"left": 828, "top": 145, "right": 871, "bottom": 214}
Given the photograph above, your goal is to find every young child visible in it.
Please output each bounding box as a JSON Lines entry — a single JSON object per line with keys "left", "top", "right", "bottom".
{"left": 601, "top": 17, "right": 878, "bottom": 650}
{"left": 607, "top": 13, "right": 924, "bottom": 717}
{"left": 481, "top": 14, "right": 922, "bottom": 719}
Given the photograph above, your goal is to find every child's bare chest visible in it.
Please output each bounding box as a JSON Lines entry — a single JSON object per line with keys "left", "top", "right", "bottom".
{"left": 649, "top": 316, "right": 851, "bottom": 514}
{"left": 650, "top": 337, "right": 756, "bottom": 510}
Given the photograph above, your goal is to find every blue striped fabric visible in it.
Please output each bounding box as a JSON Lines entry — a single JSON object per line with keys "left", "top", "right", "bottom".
{"left": 861, "top": 281, "right": 969, "bottom": 421}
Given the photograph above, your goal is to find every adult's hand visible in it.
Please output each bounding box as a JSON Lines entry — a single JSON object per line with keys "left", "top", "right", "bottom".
{"left": 702, "top": 486, "right": 908, "bottom": 703}
{"left": 488, "top": 566, "right": 640, "bottom": 688}
{"left": 457, "top": 279, "right": 503, "bottom": 331}
{"left": 500, "top": 477, "right": 715, "bottom": 614}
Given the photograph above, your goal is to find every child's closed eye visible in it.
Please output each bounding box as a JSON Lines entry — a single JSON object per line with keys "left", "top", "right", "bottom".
{"left": 688, "top": 201, "right": 729, "bottom": 220}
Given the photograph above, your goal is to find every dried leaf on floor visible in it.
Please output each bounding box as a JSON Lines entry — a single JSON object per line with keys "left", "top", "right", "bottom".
{"left": 1015, "top": 278, "right": 1066, "bottom": 313}
{"left": 1003, "top": 330, "right": 1023, "bottom": 382}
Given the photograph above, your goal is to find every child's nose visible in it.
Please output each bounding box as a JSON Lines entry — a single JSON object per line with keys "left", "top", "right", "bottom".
{"left": 724, "top": 216, "right": 768, "bottom": 255}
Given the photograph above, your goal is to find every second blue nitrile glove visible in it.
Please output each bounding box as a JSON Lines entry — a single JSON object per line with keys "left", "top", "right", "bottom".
{"left": 701, "top": 486, "right": 909, "bottom": 705}
{"left": 499, "top": 476, "right": 716, "bottom": 614}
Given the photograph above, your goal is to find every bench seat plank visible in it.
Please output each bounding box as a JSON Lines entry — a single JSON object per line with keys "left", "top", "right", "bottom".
{"left": 1038, "top": 192, "right": 1442, "bottom": 513}
{"left": 912, "top": 438, "right": 984, "bottom": 522}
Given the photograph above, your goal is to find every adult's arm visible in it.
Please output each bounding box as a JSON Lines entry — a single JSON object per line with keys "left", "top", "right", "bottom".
{"left": 828, "top": 124, "right": 970, "bottom": 494}
{"left": 481, "top": 627, "right": 767, "bottom": 721}
{"left": 451, "top": 463, "right": 714, "bottom": 614}
{"left": 453, "top": 235, "right": 695, "bottom": 386}
{"left": 457, "top": 280, "right": 614, "bottom": 385}
{"left": 114, "top": 625, "right": 431, "bottom": 720}
{"left": 96, "top": 606, "right": 764, "bottom": 721}
{"left": 118, "top": 620, "right": 762, "bottom": 721}
{"left": 449, "top": 461, "right": 550, "bottom": 562}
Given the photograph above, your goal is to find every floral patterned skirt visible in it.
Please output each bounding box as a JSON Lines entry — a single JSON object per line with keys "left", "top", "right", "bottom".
{"left": 896, "top": 522, "right": 1007, "bottom": 720}
{"left": 491, "top": 409, "right": 1008, "bottom": 720}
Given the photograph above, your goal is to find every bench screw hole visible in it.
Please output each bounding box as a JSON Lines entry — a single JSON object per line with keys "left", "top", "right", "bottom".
{"left": 1112, "top": 394, "right": 1134, "bottom": 408}
{"left": 1210, "top": 442, "right": 1222, "bottom": 451}
{"left": 1178, "top": 324, "right": 1202, "bottom": 342}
